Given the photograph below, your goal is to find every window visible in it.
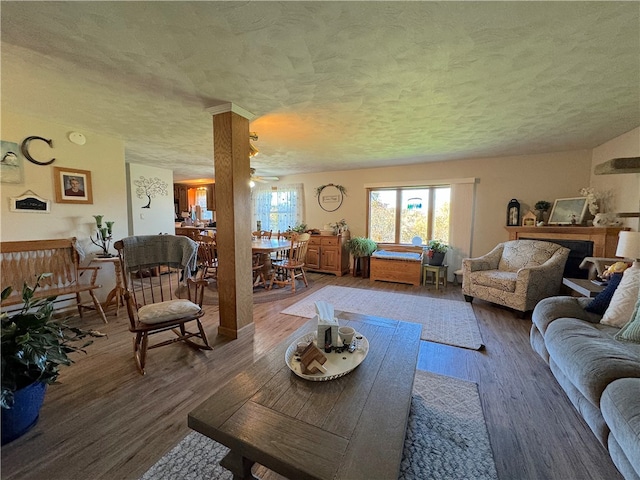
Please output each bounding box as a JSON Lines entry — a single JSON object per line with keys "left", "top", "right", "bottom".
{"left": 368, "top": 186, "right": 450, "bottom": 244}
{"left": 194, "top": 188, "right": 208, "bottom": 209}
{"left": 252, "top": 183, "right": 305, "bottom": 233}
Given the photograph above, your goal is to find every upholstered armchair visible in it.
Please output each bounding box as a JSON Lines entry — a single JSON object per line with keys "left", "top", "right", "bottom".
{"left": 462, "top": 240, "right": 570, "bottom": 314}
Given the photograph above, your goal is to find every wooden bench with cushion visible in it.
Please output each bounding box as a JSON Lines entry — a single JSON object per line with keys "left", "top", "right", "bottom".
{"left": 1, "top": 238, "right": 108, "bottom": 323}
{"left": 370, "top": 245, "right": 424, "bottom": 286}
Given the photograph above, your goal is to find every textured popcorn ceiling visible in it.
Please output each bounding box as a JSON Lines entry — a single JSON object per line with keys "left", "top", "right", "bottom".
{"left": 1, "top": 2, "right": 638, "bottom": 182}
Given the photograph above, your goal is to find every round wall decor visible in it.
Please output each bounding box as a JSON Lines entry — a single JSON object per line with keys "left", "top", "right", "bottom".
{"left": 317, "top": 184, "right": 344, "bottom": 212}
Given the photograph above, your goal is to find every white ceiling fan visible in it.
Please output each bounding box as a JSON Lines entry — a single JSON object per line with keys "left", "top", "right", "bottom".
{"left": 250, "top": 167, "right": 279, "bottom": 184}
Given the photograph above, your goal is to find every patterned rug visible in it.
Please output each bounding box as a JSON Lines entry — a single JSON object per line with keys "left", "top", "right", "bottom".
{"left": 281, "top": 285, "right": 484, "bottom": 350}
{"left": 177, "top": 277, "right": 315, "bottom": 305}
{"left": 140, "top": 371, "right": 497, "bottom": 480}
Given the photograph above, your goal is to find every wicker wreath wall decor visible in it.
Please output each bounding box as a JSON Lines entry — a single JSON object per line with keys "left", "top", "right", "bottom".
{"left": 316, "top": 184, "right": 346, "bottom": 212}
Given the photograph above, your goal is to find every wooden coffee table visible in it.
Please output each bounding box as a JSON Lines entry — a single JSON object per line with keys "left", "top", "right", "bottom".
{"left": 188, "top": 311, "right": 421, "bottom": 480}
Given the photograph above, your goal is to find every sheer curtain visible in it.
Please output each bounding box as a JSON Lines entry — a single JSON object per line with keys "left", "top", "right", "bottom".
{"left": 251, "top": 183, "right": 305, "bottom": 233}
{"left": 195, "top": 188, "right": 207, "bottom": 208}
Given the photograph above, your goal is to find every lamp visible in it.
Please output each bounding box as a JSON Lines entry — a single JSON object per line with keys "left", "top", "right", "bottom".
{"left": 616, "top": 231, "right": 640, "bottom": 267}
{"left": 249, "top": 143, "right": 259, "bottom": 157}
{"left": 249, "top": 132, "right": 259, "bottom": 157}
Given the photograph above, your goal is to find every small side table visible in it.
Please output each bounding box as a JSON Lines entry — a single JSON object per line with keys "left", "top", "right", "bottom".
{"left": 422, "top": 264, "right": 448, "bottom": 290}
{"left": 93, "top": 256, "right": 126, "bottom": 315}
{"left": 562, "top": 277, "right": 604, "bottom": 298}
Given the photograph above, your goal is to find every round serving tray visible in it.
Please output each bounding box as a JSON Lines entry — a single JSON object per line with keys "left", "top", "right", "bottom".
{"left": 285, "top": 331, "right": 369, "bottom": 382}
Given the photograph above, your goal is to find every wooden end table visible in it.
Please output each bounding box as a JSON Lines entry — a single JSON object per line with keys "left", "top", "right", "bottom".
{"left": 562, "top": 277, "right": 605, "bottom": 298}
{"left": 188, "top": 312, "right": 421, "bottom": 480}
{"left": 92, "top": 256, "right": 126, "bottom": 315}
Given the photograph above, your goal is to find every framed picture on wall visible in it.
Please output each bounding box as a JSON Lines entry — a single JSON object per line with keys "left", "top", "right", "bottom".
{"left": 1, "top": 140, "right": 24, "bottom": 184}
{"left": 548, "top": 197, "right": 589, "bottom": 225}
{"left": 53, "top": 167, "right": 93, "bottom": 204}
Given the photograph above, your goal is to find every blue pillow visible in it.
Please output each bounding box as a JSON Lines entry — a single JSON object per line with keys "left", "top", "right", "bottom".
{"left": 585, "top": 273, "right": 623, "bottom": 314}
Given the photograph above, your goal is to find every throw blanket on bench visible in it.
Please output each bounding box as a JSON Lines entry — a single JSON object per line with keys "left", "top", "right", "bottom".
{"left": 372, "top": 250, "right": 423, "bottom": 262}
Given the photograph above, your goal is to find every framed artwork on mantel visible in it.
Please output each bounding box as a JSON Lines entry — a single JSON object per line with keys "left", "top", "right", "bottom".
{"left": 548, "top": 197, "right": 589, "bottom": 225}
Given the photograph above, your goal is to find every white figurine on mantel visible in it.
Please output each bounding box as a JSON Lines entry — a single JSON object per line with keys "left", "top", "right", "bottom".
{"left": 593, "top": 213, "right": 622, "bottom": 227}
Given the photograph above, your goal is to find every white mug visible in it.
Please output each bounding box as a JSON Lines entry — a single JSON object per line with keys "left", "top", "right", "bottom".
{"left": 338, "top": 326, "right": 355, "bottom": 345}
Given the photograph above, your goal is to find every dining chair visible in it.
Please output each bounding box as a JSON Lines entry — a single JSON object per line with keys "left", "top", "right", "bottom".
{"left": 273, "top": 230, "right": 293, "bottom": 261}
{"left": 115, "top": 235, "right": 212, "bottom": 375}
{"left": 276, "top": 231, "right": 293, "bottom": 240}
{"left": 252, "top": 230, "right": 271, "bottom": 239}
{"left": 175, "top": 227, "right": 202, "bottom": 240}
{"left": 269, "top": 233, "right": 311, "bottom": 293}
{"left": 195, "top": 234, "right": 218, "bottom": 281}
{"left": 252, "top": 253, "right": 267, "bottom": 288}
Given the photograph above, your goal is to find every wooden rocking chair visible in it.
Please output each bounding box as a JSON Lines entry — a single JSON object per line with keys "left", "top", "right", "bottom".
{"left": 115, "top": 235, "right": 212, "bottom": 375}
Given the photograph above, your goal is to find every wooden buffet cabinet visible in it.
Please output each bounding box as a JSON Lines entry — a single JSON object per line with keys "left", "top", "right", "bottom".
{"left": 504, "top": 226, "right": 628, "bottom": 257}
{"left": 305, "top": 232, "right": 351, "bottom": 276}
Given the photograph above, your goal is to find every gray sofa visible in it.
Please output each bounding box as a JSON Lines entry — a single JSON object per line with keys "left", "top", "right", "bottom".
{"left": 531, "top": 296, "right": 640, "bottom": 480}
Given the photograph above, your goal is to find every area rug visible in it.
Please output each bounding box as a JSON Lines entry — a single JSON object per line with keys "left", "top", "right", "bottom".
{"left": 140, "top": 370, "right": 497, "bottom": 480}
{"left": 281, "top": 285, "right": 484, "bottom": 350}
{"left": 177, "top": 277, "right": 315, "bottom": 305}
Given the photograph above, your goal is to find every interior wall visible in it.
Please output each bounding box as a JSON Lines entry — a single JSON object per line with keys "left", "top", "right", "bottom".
{"left": 278, "top": 149, "right": 593, "bottom": 256}
{"left": 589, "top": 126, "right": 640, "bottom": 231}
{"left": 126, "top": 163, "right": 175, "bottom": 235}
{"left": 0, "top": 110, "right": 128, "bottom": 301}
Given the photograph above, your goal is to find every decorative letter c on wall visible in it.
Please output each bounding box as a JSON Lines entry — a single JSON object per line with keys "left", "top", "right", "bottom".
{"left": 21, "top": 136, "right": 55, "bottom": 165}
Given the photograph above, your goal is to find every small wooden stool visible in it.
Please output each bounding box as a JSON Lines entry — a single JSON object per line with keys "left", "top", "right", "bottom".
{"left": 422, "top": 264, "right": 448, "bottom": 290}
{"left": 454, "top": 269, "right": 463, "bottom": 285}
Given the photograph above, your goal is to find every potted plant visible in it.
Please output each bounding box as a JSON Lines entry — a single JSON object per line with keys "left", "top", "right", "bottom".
{"left": 291, "top": 222, "right": 308, "bottom": 234}
{"left": 425, "top": 239, "right": 448, "bottom": 266}
{"left": 534, "top": 200, "right": 551, "bottom": 224}
{"left": 1, "top": 274, "right": 104, "bottom": 444}
{"left": 345, "top": 237, "right": 377, "bottom": 278}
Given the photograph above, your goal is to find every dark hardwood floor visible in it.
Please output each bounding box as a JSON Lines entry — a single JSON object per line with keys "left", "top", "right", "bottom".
{"left": 1, "top": 273, "right": 623, "bottom": 480}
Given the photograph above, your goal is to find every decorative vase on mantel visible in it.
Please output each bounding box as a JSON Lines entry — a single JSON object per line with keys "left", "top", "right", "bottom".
{"left": 592, "top": 213, "right": 622, "bottom": 227}
{"left": 592, "top": 213, "right": 609, "bottom": 227}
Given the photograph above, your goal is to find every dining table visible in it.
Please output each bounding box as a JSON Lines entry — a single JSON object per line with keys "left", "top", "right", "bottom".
{"left": 251, "top": 238, "right": 293, "bottom": 281}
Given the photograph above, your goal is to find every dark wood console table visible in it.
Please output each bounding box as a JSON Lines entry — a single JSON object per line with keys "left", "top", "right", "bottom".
{"left": 505, "top": 226, "right": 628, "bottom": 257}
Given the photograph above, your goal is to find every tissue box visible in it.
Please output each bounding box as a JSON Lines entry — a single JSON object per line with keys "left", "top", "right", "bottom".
{"left": 316, "top": 315, "right": 339, "bottom": 349}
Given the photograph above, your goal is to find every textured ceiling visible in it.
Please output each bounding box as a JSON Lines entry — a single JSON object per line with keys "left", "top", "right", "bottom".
{"left": 1, "top": 1, "right": 639, "bottom": 182}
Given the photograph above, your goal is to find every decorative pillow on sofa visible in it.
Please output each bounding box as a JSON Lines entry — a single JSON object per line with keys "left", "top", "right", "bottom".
{"left": 601, "top": 266, "right": 640, "bottom": 328}
{"left": 615, "top": 297, "right": 640, "bottom": 344}
{"left": 585, "top": 273, "right": 623, "bottom": 315}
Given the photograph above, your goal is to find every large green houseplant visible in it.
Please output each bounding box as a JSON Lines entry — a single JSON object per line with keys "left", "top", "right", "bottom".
{"left": 345, "top": 236, "right": 377, "bottom": 258}
{"left": 345, "top": 237, "right": 377, "bottom": 278}
{"left": 1, "top": 274, "right": 104, "bottom": 444}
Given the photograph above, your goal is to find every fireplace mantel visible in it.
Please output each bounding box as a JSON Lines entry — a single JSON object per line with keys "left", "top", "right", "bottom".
{"left": 505, "top": 226, "right": 628, "bottom": 258}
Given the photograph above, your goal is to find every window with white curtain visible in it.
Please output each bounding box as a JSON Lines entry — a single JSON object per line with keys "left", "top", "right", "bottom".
{"left": 194, "top": 188, "right": 208, "bottom": 209}
{"left": 252, "top": 183, "right": 305, "bottom": 233}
